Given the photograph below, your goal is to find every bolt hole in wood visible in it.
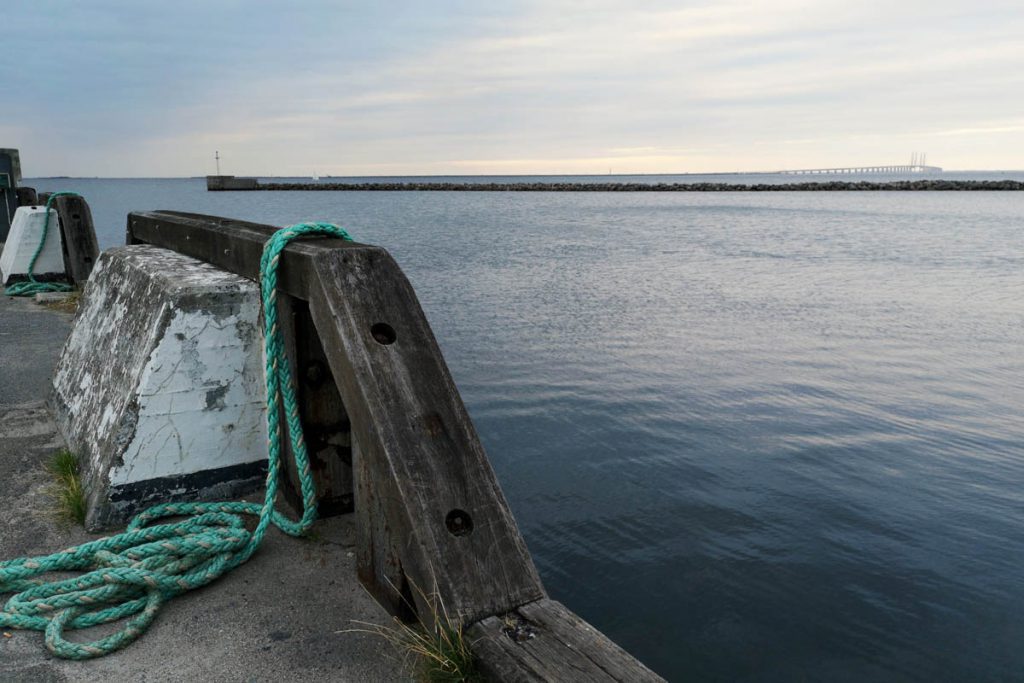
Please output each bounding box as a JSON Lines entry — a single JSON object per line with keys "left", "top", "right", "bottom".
{"left": 445, "top": 509, "right": 473, "bottom": 536}
{"left": 303, "top": 360, "right": 327, "bottom": 388}
{"left": 370, "top": 322, "right": 396, "bottom": 345}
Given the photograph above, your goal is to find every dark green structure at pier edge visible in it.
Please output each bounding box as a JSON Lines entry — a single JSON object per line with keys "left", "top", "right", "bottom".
{"left": 0, "top": 148, "right": 22, "bottom": 241}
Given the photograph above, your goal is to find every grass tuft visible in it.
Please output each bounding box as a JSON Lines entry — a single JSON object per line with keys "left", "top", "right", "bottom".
{"left": 46, "top": 449, "right": 87, "bottom": 525}
{"left": 344, "top": 580, "right": 483, "bottom": 682}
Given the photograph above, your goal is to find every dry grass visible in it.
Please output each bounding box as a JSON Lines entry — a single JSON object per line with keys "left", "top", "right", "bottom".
{"left": 46, "top": 449, "right": 86, "bottom": 525}
{"left": 343, "top": 580, "right": 483, "bottom": 682}
{"left": 40, "top": 290, "right": 82, "bottom": 314}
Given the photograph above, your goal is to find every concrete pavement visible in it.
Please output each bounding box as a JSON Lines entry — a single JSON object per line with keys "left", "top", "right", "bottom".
{"left": 0, "top": 293, "right": 409, "bottom": 682}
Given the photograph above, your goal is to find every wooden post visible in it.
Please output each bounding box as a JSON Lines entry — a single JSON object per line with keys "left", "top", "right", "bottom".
{"left": 277, "top": 294, "right": 354, "bottom": 517}
{"left": 15, "top": 187, "right": 37, "bottom": 207}
{"left": 50, "top": 194, "right": 100, "bottom": 285}
{"left": 306, "top": 247, "right": 546, "bottom": 625}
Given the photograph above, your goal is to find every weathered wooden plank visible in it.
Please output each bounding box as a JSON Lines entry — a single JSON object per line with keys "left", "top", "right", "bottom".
{"left": 51, "top": 194, "right": 99, "bottom": 284}
{"left": 352, "top": 434, "right": 410, "bottom": 618}
{"left": 306, "top": 247, "right": 545, "bottom": 627}
{"left": 15, "top": 187, "right": 37, "bottom": 207}
{"left": 469, "top": 599, "right": 665, "bottom": 682}
{"left": 127, "top": 211, "right": 361, "bottom": 300}
{"left": 277, "top": 293, "right": 354, "bottom": 517}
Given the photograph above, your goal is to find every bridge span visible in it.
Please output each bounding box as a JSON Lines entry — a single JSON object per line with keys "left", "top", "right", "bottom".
{"left": 780, "top": 165, "right": 943, "bottom": 175}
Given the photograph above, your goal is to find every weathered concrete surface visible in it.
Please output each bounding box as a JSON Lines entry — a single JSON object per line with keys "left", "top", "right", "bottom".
{"left": 53, "top": 246, "right": 269, "bottom": 529}
{"left": 0, "top": 291, "right": 409, "bottom": 682}
{"left": 0, "top": 207, "right": 66, "bottom": 284}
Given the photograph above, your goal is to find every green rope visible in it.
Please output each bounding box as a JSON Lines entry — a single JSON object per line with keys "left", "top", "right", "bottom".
{"left": 4, "top": 192, "right": 79, "bottom": 297}
{"left": 0, "top": 222, "right": 353, "bottom": 659}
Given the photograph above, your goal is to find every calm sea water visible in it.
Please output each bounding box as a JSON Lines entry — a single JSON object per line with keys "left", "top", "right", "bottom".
{"left": 28, "top": 177, "right": 1024, "bottom": 681}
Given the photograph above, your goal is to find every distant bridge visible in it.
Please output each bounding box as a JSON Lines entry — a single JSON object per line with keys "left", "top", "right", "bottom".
{"left": 779, "top": 165, "right": 943, "bottom": 176}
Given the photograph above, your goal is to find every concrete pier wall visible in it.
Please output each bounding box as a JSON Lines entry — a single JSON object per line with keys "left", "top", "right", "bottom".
{"left": 206, "top": 175, "right": 259, "bottom": 190}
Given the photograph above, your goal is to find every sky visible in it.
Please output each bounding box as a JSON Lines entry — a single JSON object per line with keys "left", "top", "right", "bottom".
{"left": 3, "top": 0, "right": 1023, "bottom": 177}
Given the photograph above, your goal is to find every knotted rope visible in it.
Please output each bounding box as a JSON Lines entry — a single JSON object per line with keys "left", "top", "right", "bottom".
{"left": 0, "top": 222, "right": 353, "bottom": 659}
{"left": 4, "top": 191, "right": 79, "bottom": 297}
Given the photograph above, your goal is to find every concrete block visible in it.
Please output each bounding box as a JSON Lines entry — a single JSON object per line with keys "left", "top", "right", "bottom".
{"left": 0, "top": 206, "right": 65, "bottom": 285}
{"left": 206, "top": 175, "right": 259, "bottom": 191}
{"left": 52, "top": 245, "right": 268, "bottom": 530}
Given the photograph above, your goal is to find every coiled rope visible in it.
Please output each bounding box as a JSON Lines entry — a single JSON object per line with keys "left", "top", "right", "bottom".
{"left": 0, "top": 222, "right": 353, "bottom": 659}
{"left": 4, "top": 191, "right": 79, "bottom": 297}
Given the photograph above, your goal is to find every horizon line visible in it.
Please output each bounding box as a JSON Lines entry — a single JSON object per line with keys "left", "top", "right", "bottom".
{"left": 23, "top": 168, "right": 1024, "bottom": 180}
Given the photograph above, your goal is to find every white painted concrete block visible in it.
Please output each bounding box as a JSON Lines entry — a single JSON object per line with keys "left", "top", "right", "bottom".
{"left": 0, "top": 206, "right": 65, "bottom": 285}
{"left": 52, "top": 245, "right": 268, "bottom": 530}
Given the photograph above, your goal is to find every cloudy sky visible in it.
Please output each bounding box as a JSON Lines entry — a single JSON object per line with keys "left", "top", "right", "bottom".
{"left": 4, "top": 1, "right": 1022, "bottom": 176}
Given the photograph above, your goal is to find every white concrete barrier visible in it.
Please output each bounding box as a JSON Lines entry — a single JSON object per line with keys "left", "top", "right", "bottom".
{"left": 52, "top": 245, "right": 268, "bottom": 530}
{"left": 0, "top": 206, "right": 65, "bottom": 285}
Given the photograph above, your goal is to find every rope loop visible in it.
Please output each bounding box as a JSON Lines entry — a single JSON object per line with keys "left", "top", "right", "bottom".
{"left": 0, "top": 222, "right": 353, "bottom": 658}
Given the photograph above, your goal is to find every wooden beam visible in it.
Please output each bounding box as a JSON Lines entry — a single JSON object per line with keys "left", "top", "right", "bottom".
{"left": 469, "top": 599, "right": 665, "bottom": 681}
{"left": 307, "top": 247, "right": 545, "bottom": 625}
{"left": 126, "top": 211, "right": 363, "bottom": 300}
{"left": 351, "top": 434, "right": 410, "bottom": 618}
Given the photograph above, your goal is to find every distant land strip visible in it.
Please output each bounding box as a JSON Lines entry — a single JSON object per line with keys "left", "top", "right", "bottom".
{"left": 246, "top": 180, "right": 1023, "bottom": 192}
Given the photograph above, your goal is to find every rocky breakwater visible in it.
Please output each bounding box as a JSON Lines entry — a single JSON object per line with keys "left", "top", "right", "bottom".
{"left": 254, "top": 179, "right": 1024, "bottom": 191}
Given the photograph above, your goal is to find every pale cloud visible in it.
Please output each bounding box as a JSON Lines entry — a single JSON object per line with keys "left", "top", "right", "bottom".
{"left": 931, "top": 121, "right": 1024, "bottom": 137}
{"left": 449, "top": 153, "right": 717, "bottom": 175}
{"left": 5, "top": 0, "right": 1024, "bottom": 175}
